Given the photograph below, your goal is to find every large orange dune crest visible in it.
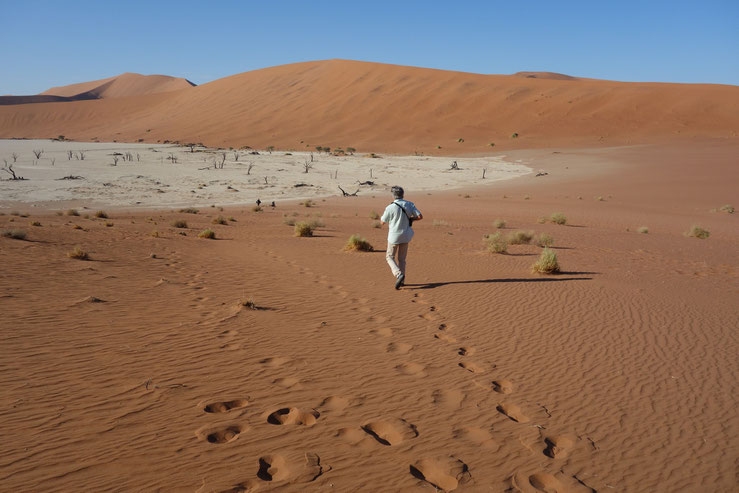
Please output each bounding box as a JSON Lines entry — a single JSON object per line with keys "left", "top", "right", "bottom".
{"left": 0, "top": 59, "right": 737, "bottom": 152}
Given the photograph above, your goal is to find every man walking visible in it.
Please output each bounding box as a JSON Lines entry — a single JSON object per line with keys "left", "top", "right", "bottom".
{"left": 381, "top": 186, "right": 423, "bottom": 289}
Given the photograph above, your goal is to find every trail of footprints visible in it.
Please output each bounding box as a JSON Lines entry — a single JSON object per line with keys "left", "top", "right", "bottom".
{"left": 197, "top": 250, "right": 593, "bottom": 491}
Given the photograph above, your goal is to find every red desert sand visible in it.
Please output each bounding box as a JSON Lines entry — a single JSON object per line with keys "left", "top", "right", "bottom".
{"left": 0, "top": 60, "right": 737, "bottom": 492}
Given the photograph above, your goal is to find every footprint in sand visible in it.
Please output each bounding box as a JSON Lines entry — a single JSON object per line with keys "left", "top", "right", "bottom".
{"left": 386, "top": 342, "right": 413, "bottom": 354}
{"left": 458, "top": 346, "right": 476, "bottom": 356}
{"left": 257, "top": 452, "right": 324, "bottom": 483}
{"left": 432, "top": 388, "right": 465, "bottom": 410}
{"left": 273, "top": 376, "right": 302, "bottom": 389}
{"left": 435, "top": 333, "right": 457, "bottom": 343}
{"left": 497, "top": 402, "right": 530, "bottom": 423}
{"left": 529, "top": 473, "right": 568, "bottom": 492}
{"left": 260, "top": 357, "right": 290, "bottom": 368}
{"left": 267, "top": 407, "right": 320, "bottom": 426}
{"left": 410, "top": 456, "right": 471, "bottom": 492}
{"left": 370, "top": 327, "right": 395, "bottom": 338}
{"left": 318, "top": 395, "right": 351, "bottom": 413}
{"left": 336, "top": 427, "right": 370, "bottom": 445}
{"left": 196, "top": 424, "right": 246, "bottom": 444}
{"left": 453, "top": 426, "right": 499, "bottom": 450}
{"left": 492, "top": 379, "right": 514, "bottom": 394}
{"left": 543, "top": 434, "right": 576, "bottom": 459}
{"left": 362, "top": 417, "right": 419, "bottom": 446}
{"left": 395, "top": 362, "right": 426, "bottom": 376}
{"left": 217, "top": 329, "right": 238, "bottom": 339}
{"left": 458, "top": 361, "right": 485, "bottom": 373}
{"left": 203, "top": 398, "right": 251, "bottom": 413}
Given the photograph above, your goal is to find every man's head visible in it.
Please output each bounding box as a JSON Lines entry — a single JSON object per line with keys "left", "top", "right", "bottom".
{"left": 391, "top": 186, "right": 404, "bottom": 199}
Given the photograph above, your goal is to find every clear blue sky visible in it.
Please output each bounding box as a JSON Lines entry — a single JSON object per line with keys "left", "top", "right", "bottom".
{"left": 2, "top": 0, "right": 737, "bottom": 94}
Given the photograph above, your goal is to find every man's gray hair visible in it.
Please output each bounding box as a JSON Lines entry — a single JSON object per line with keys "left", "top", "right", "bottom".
{"left": 391, "top": 186, "right": 404, "bottom": 199}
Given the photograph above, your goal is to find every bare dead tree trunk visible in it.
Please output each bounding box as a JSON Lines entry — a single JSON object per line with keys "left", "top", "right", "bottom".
{"left": 482, "top": 169, "right": 486, "bottom": 179}
{"left": 67, "top": 150, "right": 73, "bottom": 160}
{"left": 32, "top": 149, "right": 43, "bottom": 159}
{"left": 303, "top": 159, "right": 312, "bottom": 173}
{"left": 247, "top": 162, "right": 254, "bottom": 175}
{"left": 11, "top": 153, "right": 18, "bottom": 163}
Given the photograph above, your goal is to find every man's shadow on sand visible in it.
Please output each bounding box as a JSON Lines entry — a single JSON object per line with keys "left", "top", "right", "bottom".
{"left": 406, "top": 272, "right": 597, "bottom": 290}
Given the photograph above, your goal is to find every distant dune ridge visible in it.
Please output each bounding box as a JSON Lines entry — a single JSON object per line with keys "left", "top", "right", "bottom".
{"left": 0, "top": 59, "right": 737, "bottom": 152}
{"left": 0, "top": 73, "right": 195, "bottom": 105}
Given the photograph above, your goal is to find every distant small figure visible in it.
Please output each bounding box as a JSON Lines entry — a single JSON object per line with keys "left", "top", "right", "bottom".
{"left": 256, "top": 199, "right": 261, "bottom": 207}
{"left": 450, "top": 161, "right": 459, "bottom": 170}
{"left": 270, "top": 201, "right": 276, "bottom": 208}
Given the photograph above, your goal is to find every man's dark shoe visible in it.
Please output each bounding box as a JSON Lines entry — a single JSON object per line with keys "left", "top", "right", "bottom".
{"left": 395, "top": 274, "right": 405, "bottom": 290}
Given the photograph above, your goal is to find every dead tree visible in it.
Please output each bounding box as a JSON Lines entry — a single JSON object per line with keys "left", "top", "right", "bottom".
{"left": 450, "top": 161, "right": 459, "bottom": 170}
{"left": 303, "top": 159, "right": 313, "bottom": 173}
{"left": 32, "top": 149, "right": 43, "bottom": 159}
{"left": 125, "top": 152, "right": 133, "bottom": 161}
{"left": 67, "top": 150, "right": 73, "bottom": 160}
{"left": 11, "top": 152, "right": 18, "bottom": 163}
{"left": 233, "top": 151, "right": 239, "bottom": 161}
{"left": 112, "top": 156, "right": 119, "bottom": 166}
{"left": 247, "top": 162, "right": 254, "bottom": 175}
{"left": 79, "top": 151, "right": 85, "bottom": 160}
{"left": 167, "top": 153, "right": 178, "bottom": 164}
{"left": 2, "top": 163, "right": 25, "bottom": 180}
{"left": 482, "top": 169, "right": 487, "bottom": 179}
{"left": 214, "top": 152, "right": 226, "bottom": 169}
{"left": 263, "top": 176, "right": 268, "bottom": 185}
{"left": 50, "top": 157, "right": 56, "bottom": 166}
{"left": 136, "top": 152, "right": 140, "bottom": 162}
{"left": 188, "top": 143, "right": 196, "bottom": 153}
{"left": 338, "top": 185, "right": 359, "bottom": 196}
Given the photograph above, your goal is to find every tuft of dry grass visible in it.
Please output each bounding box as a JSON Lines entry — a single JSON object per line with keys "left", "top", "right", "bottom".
{"left": 344, "top": 234, "right": 373, "bottom": 252}
{"left": 212, "top": 215, "right": 228, "bottom": 225}
{"left": 66, "top": 209, "right": 80, "bottom": 216}
{"left": 179, "top": 208, "right": 199, "bottom": 214}
{"left": 172, "top": 220, "right": 188, "bottom": 228}
{"left": 228, "top": 216, "right": 236, "bottom": 222}
{"left": 31, "top": 221, "right": 41, "bottom": 227}
{"left": 240, "top": 298, "right": 258, "bottom": 310}
{"left": 686, "top": 225, "right": 709, "bottom": 239}
{"left": 94, "top": 210, "right": 108, "bottom": 219}
{"left": 1, "top": 229, "right": 27, "bottom": 240}
{"left": 294, "top": 222, "right": 313, "bottom": 237}
{"left": 372, "top": 221, "right": 382, "bottom": 229}
{"left": 198, "top": 229, "right": 216, "bottom": 239}
{"left": 493, "top": 219, "right": 506, "bottom": 229}
{"left": 104, "top": 221, "right": 114, "bottom": 227}
{"left": 549, "top": 212, "right": 567, "bottom": 225}
{"left": 282, "top": 216, "right": 296, "bottom": 226}
{"left": 301, "top": 199, "right": 315, "bottom": 208}
{"left": 369, "top": 210, "right": 380, "bottom": 220}
{"left": 535, "top": 233, "right": 554, "bottom": 247}
{"left": 433, "top": 219, "right": 451, "bottom": 227}
{"left": 67, "top": 246, "right": 89, "bottom": 260}
{"left": 718, "top": 204, "right": 734, "bottom": 214}
{"left": 483, "top": 232, "right": 507, "bottom": 253}
{"left": 73, "top": 224, "right": 84, "bottom": 230}
{"left": 251, "top": 205, "right": 263, "bottom": 213}
{"left": 151, "top": 231, "right": 160, "bottom": 238}
{"left": 532, "top": 247, "right": 560, "bottom": 274}
{"left": 537, "top": 216, "right": 547, "bottom": 224}
{"left": 637, "top": 226, "right": 649, "bottom": 234}
{"left": 308, "top": 218, "right": 325, "bottom": 229}
{"left": 507, "top": 230, "right": 534, "bottom": 245}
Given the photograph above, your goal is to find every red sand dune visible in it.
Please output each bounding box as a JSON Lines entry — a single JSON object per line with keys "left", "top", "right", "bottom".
{"left": 40, "top": 72, "right": 196, "bottom": 99}
{"left": 0, "top": 59, "right": 737, "bottom": 153}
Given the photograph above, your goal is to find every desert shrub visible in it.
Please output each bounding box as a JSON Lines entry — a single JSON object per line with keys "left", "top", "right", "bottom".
{"left": 719, "top": 204, "right": 734, "bottom": 214}
{"left": 686, "top": 225, "right": 709, "bottom": 239}
{"left": 1, "top": 229, "right": 26, "bottom": 240}
{"left": 483, "top": 232, "right": 507, "bottom": 253}
{"left": 536, "top": 233, "right": 554, "bottom": 247}
{"left": 151, "top": 231, "right": 160, "bottom": 237}
{"left": 73, "top": 224, "right": 84, "bottom": 230}
{"left": 493, "top": 219, "right": 506, "bottom": 229}
{"left": 251, "top": 206, "right": 263, "bottom": 213}
{"left": 228, "top": 216, "right": 236, "bottom": 222}
{"left": 507, "top": 230, "right": 534, "bottom": 245}
{"left": 240, "top": 298, "right": 257, "bottom": 310}
{"left": 66, "top": 209, "right": 80, "bottom": 216}
{"left": 83, "top": 214, "right": 90, "bottom": 219}
{"left": 55, "top": 211, "right": 63, "bottom": 216}
{"left": 172, "top": 220, "right": 188, "bottom": 228}
{"left": 31, "top": 221, "right": 41, "bottom": 227}
{"left": 301, "top": 199, "right": 315, "bottom": 208}
{"left": 308, "top": 218, "right": 325, "bottom": 229}
{"left": 523, "top": 195, "right": 530, "bottom": 200}
{"left": 344, "top": 234, "right": 373, "bottom": 251}
{"left": 537, "top": 216, "right": 547, "bottom": 224}
{"left": 94, "top": 210, "right": 108, "bottom": 219}
{"left": 550, "top": 212, "right": 567, "bottom": 225}
{"left": 179, "top": 208, "right": 199, "bottom": 214}
{"left": 372, "top": 221, "right": 382, "bottom": 228}
{"left": 294, "top": 222, "right": 313, "bottom": 237}
{"left": 198, "top": 229, "right": 216, "bottom": 239}
{"left": 596, "top": 196, "right": 605, "bottom": 201}
{"left": 104, "top": 221, "right": 114, "bottom": 227}
{"left": 369, "top": 210, "right": 380, "bottom": 220}
{"left": 67, "top": 246, "right": 88, "bottom": 260}
{"left": 212, "top": 215, "right": 228, "bottom": 225}
{"left": 283, "top": 216, "right": 296, "bottom": 226}
{"left": 532, "top": 248, "right": 560, "bottom": 274}
{"left": 637, "top": 226, "right": 649, "bottom": 234}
